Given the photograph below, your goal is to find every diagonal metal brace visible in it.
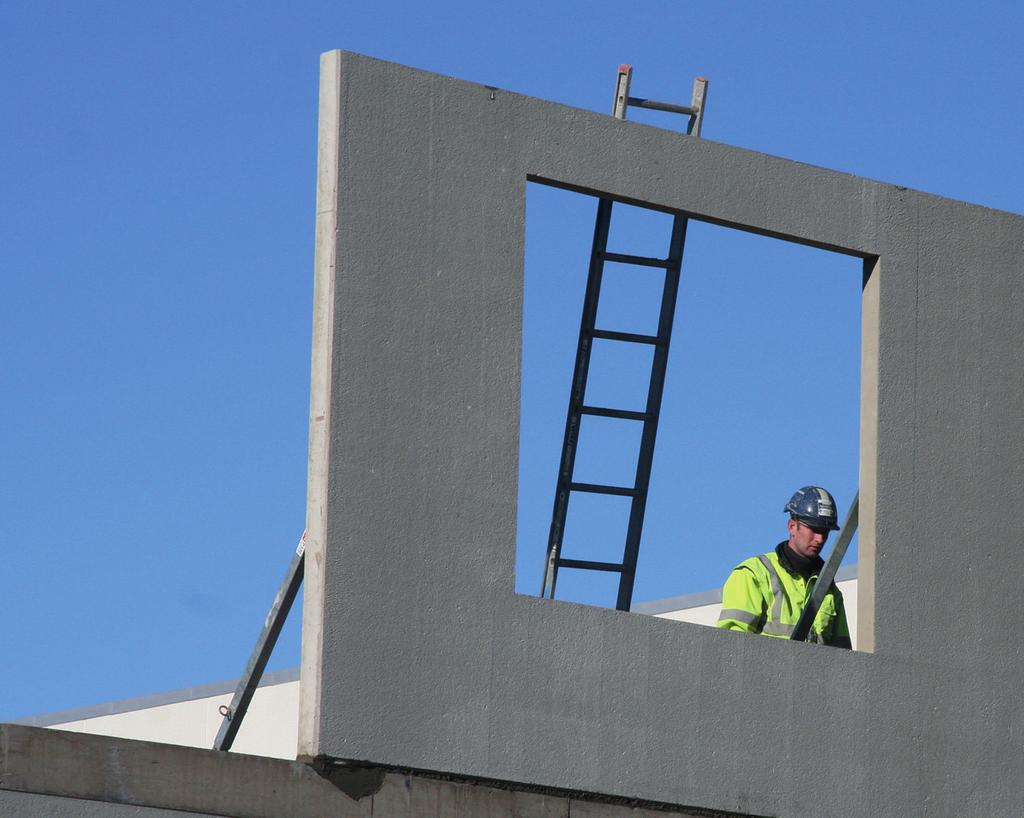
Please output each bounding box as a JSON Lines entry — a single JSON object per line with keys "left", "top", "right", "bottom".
{"left": 213, "top": 531, "right": 306, "bottom": 751}
{"left": 790, "top": 493, "right": 859, "bottom": 643}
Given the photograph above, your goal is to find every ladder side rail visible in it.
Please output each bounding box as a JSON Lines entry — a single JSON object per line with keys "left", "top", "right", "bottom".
{"left": 213, "top": 534, "right": 306, "bottom": 752}
{"left": 612, "top": 65, "right": 633, "bottom": 120}
{"left": 540, "top": 198, "right": 615, "bottom": 598}
{"left": 790, "top": 493, "right": 859, "bottom": 642}
{"left": 687, "top": 78, "right": 709, "bottom": 137}
{"left": 615, "top": 214, "right": 688, "bottom": 612}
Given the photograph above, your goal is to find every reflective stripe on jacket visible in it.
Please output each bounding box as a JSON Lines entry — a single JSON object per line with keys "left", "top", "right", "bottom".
{"left": 716, "top": 548, "right": 851, "bottom": 649}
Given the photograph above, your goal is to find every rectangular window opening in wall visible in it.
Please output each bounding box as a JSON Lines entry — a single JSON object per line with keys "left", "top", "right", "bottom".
{"left": 516, "top": 180, "right": 872, "bottom": 651}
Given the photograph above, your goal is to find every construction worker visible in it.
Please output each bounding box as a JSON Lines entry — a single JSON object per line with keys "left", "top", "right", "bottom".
{"left": 716, "top": 486, "right": 851, "bottom": 649}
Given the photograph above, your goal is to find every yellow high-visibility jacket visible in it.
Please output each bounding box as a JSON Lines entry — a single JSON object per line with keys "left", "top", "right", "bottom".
{"left": 717, "top": 545, "right": 851, "bottom": 649}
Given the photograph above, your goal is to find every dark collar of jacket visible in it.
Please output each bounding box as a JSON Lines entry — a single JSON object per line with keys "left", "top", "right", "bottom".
{"left": 774, "top": 541, "right": 823, "bottom": 580}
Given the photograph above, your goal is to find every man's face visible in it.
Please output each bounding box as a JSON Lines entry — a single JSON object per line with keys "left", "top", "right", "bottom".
{"left": 787, "top": 517, "right": 829, "bottom": 559}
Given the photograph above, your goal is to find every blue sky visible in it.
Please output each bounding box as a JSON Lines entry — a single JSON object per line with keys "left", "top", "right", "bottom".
{"left": 3, "top": 1, "right": 1022, "bottom": 722}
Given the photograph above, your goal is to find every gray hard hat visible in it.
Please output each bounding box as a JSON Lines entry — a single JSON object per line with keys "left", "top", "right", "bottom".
{"left": 784, "top": 485, "right": 840, "bottom": 531}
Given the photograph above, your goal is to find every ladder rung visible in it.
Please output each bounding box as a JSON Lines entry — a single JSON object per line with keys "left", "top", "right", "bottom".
{"left": 556, "top": 558, "right": 625, "bottom": 573}
{"left": 591, "top": 329, "right": 661, "bottom": 345}
{"left": 602, "top": 251, "right": 673, "bottom": 269}
{"left": 580, "top": 405, "right": 648, "bottom": 421}
{"left": 569, "top": 481, "right": 637, "bottom": 497}
{"left": 626, "top": 96, "right": 698, "bottom": 117}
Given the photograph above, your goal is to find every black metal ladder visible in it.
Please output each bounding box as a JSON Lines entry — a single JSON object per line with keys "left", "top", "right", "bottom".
{"left": 540, "top": 65, "right": 707, "bottom": 612}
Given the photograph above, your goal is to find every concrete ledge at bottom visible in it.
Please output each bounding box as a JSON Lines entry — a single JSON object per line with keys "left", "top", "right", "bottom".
{"left": 0, "top": 725, "right": 763, "bottom": 818}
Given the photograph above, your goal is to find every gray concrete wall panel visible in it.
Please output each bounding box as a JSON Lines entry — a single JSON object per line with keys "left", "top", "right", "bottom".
{"left": 300, "top": 50, "right": 1024, "bottom": 817}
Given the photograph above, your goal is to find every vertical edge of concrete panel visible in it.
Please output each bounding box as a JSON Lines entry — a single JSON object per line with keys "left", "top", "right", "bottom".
{"left": 298, "top": 49, "right": 342, "bottom": 759}
{"left": 857, "top": 256, "right": 880, "bottom": 653}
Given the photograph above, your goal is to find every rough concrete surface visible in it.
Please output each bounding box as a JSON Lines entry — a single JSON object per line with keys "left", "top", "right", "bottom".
{"left": 0, "top": 791, "right": 200, "bottom": 818}
{"left": 300, "top": 51, "right": 1024, "bottom": 817}
{"left": 0, "top": 724, "right": 363, "bottom": 818}
{"left": 0, "top": 725, "right": 745, "bottom": 818}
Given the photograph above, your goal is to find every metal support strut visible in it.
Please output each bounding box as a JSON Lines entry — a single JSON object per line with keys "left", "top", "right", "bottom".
{"left": 213, "top": 532, "right": 305, "bottom": 752}
{"left": 790, "top": 493, "right": 859, "bottom": 643}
